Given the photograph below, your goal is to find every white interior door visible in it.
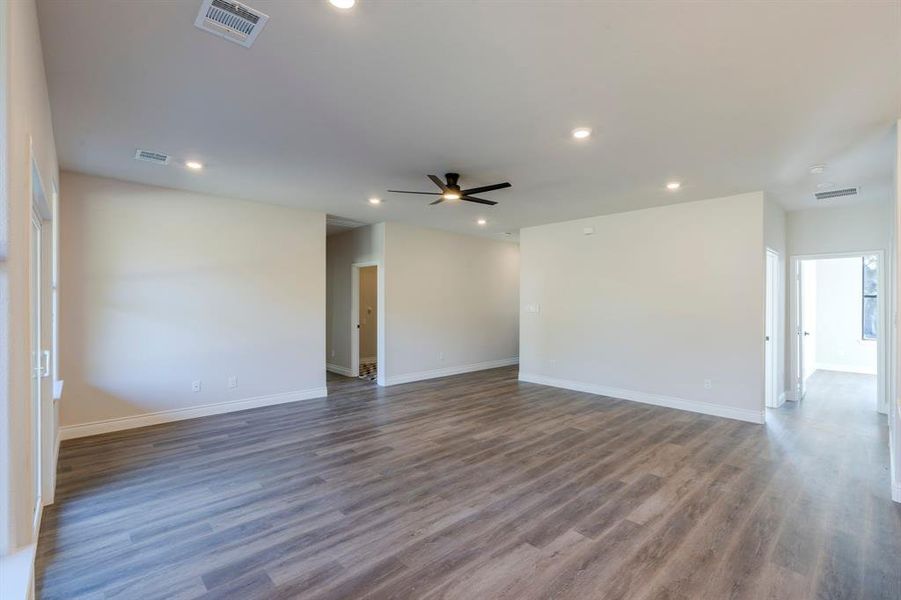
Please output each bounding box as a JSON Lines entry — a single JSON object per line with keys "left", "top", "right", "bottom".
{"left": 799, "top": 260, "right": 817, "bottom": 398}
{"left": 765, "top": 251, "right": 777, "bottom": 408}
{"left": 30, "top": 208, "right": 43, "bottom": 524}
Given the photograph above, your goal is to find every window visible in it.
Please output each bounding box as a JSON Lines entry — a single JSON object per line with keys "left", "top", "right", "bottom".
{"left": 862, "top": 255, "right": 877, "bottom": 340}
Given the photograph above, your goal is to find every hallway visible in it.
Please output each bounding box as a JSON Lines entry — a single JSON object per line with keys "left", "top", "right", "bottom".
{"left": 778, "top": 370, "right": 879, "bottom": 434}
{"left": 765, "top": 369, "right": 897, "bottom": 598}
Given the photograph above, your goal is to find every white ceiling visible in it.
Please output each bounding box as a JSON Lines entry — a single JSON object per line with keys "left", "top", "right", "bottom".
{"left": 38, "top": 1, "right": 900, "bottom": 238}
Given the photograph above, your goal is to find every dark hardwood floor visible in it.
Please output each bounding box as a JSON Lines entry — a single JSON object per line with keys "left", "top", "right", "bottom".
{"left": 36, "top": 367, "right": 900, "bottom": 599}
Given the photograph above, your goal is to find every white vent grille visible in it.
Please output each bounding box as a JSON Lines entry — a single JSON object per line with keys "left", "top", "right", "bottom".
{"left": 195, "top": 0, "right": 269, "bottom": 48}
{"left": 134, "top": 149, "right": 171, "bottom": 165}
{"left": 815, "top": 187, "right": 858, "bottom": 200}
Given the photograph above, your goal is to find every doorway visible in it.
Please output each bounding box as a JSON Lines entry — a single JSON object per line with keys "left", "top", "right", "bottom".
{"left": 351, "top": 262, "right": 378, "bottom": 383}
{"left": 789, "top": 252, "right": 884, "bottom": 412}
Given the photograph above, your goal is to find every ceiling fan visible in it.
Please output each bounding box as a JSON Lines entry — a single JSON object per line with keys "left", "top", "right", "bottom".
{"left": 388, "top": 173, "right": 511, "bottom": 206}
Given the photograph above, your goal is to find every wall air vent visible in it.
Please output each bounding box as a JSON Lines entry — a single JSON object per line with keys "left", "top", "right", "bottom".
{"left": 134, "top": 149, "right": 171, "bottom": 165}
{"left": 814, "top": 187, "right": 858, "bottom": 200}
{"left": 194, "top": 0, "right": 269, "bottom": 48}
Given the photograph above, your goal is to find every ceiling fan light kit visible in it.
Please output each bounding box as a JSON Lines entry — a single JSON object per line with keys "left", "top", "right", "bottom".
{"left": 388, "top": 173, "right": 511, "bottom": 206}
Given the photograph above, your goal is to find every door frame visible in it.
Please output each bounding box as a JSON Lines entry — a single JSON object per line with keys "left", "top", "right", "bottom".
{"left": 789, "top": 250, "right": 887, "bottom": 413}
{"left": 765, "top": 248, "right": 782, "bottom": 408}
{"left": 350, "top": 261, "right": 384, "bottom": 386}
{"left": 29, "top": 144, "right": 52, "bottom": 538}
{"left": 29, "top": 205, "right": 42, "bottom": 535}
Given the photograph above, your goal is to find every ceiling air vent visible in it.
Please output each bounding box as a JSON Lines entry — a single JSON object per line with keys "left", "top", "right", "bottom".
{"left": 815, "top": 187, "right": 858, "bottom": 201}
{"left": 194, "top": 0, "right": 269, "bottom": 48}
{"left": 134, "top": 149, "right": 171, "bottom": 165}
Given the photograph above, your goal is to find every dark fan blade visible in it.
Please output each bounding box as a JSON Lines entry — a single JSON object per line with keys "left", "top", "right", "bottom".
{"left": 461, "top": 196, "right": 498, "bottom": 206}
{"left": 461, "top": 182, "right": 511, "bottom": 195}
{"left": 429, "top": 198, "right": 445, "bottom": 205}
{"left": 387, "top": 190, "right": 442, "bottom": 195}
{"left": 427, "top": 175, "right": 447, "bottom": 191}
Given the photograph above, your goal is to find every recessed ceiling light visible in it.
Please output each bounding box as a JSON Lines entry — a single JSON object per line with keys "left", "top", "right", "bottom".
{"left": 571, "top": 127, "right": 591, "bottom": 140}
{"left": 666, "top": 181, "right": 681, "bottom": 190}
{"left": 477, "top": 218, "right": 487, "bottom": 226}
{"left": 810, "top": 164, "right": 826, "bottom": 174}
{"left": 329, "top": 0, "right": 355, "bottom": 9}
{"left": 368, "top": 197, "right": 381, "bottom": 205}
{"left": 443, "top": 192, "right": 461, "bottom": 200}
{"left": 185, "top": 160, "right": 203, "bottom": 170}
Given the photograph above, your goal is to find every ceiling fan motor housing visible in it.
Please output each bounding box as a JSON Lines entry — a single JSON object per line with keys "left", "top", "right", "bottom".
{"left": 386, "top": 172, "right": 509, "bottom": 206}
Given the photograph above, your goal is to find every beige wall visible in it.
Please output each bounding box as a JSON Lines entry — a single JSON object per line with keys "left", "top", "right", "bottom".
{"left": 383, "top": 222, "right": 520, "bottom": 384}
{"left": 326, "top": 224, "right": 384, "bottom": 373}
{"left": 1, "top": 0, "right": 60, "bottom": 554}
{"left": 58, "top": 172, "right": 326, "bottom": 430}
{"left": 359, "top": 266, "right": 377, "bottom": 360}
{"left": 520, "top": 192, "right": 766, "bottom": 423}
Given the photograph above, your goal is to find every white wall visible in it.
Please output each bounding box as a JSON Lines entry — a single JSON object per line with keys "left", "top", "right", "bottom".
{"left": 892, "top": 119, "right": 900, "bottom": 503}
{"left": 1, "top": 0, "right": 60, "bottom": 559}
{"left": 383, "top": 222, "right": 519, "bottom": 384}
{"left": 58, "top": 172, "right": 326, "bottom": 434}
{"left": 788, "top": 201, "right": 893, "bottom": 256}
{"left": 520, "top": 192, "right": 766, "bottom": 423}
{"left": 326, "top": 224, "right": 384, "bottom": 374}
{"left": 814, "top": 257, "right": 877, "bottom": 374}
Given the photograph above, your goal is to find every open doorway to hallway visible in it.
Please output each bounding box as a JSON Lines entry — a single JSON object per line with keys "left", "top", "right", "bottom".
{"left": 325, "top": 221, "right": 385, "bottom": 392}
{"left": 775, "top": 250, "right": 896, "bottom": 503}
{"left": 789, "top": 253, "right": 884, "bottom": 413}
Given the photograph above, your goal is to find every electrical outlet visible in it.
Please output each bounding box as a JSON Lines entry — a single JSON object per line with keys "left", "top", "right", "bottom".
{"left": 703, "top": 379, "right": 712, "bottom": 390}
{"left": 228, "top": 376, "right": 237, "bottom": 389}
{"left": 438, "top": 352, "right": 445, "bottom": 361}
{"left": 330, "top": 349, "right": 335, "bottom": 358}
{"left": 192, "top": 380, "right": 202, "bottom": 393}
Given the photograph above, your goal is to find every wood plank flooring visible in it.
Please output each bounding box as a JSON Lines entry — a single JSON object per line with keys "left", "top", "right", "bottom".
{"left": 36, "top": 367, "right": 901, "bottom": 599}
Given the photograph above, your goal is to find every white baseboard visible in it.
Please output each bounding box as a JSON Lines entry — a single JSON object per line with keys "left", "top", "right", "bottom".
{"left": 814, "top": 363, "right": 877, "bottom": 375}
{"left": 386, "top": 357, "right": 519, "bottom": 386}
{"left": 892, "top": 479, "right": 901, "bottom": 503}
{"left": 518, "top": 372, "right": 765, "bottom": 424}
{"left": 59, "top": 387, "right": 328, "bottom": 440}
{"left": 326, "top": 363, "right": 354, "bottom": 377}
{"left": 784, "top": 390, "right": 799, "bottom": 402}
